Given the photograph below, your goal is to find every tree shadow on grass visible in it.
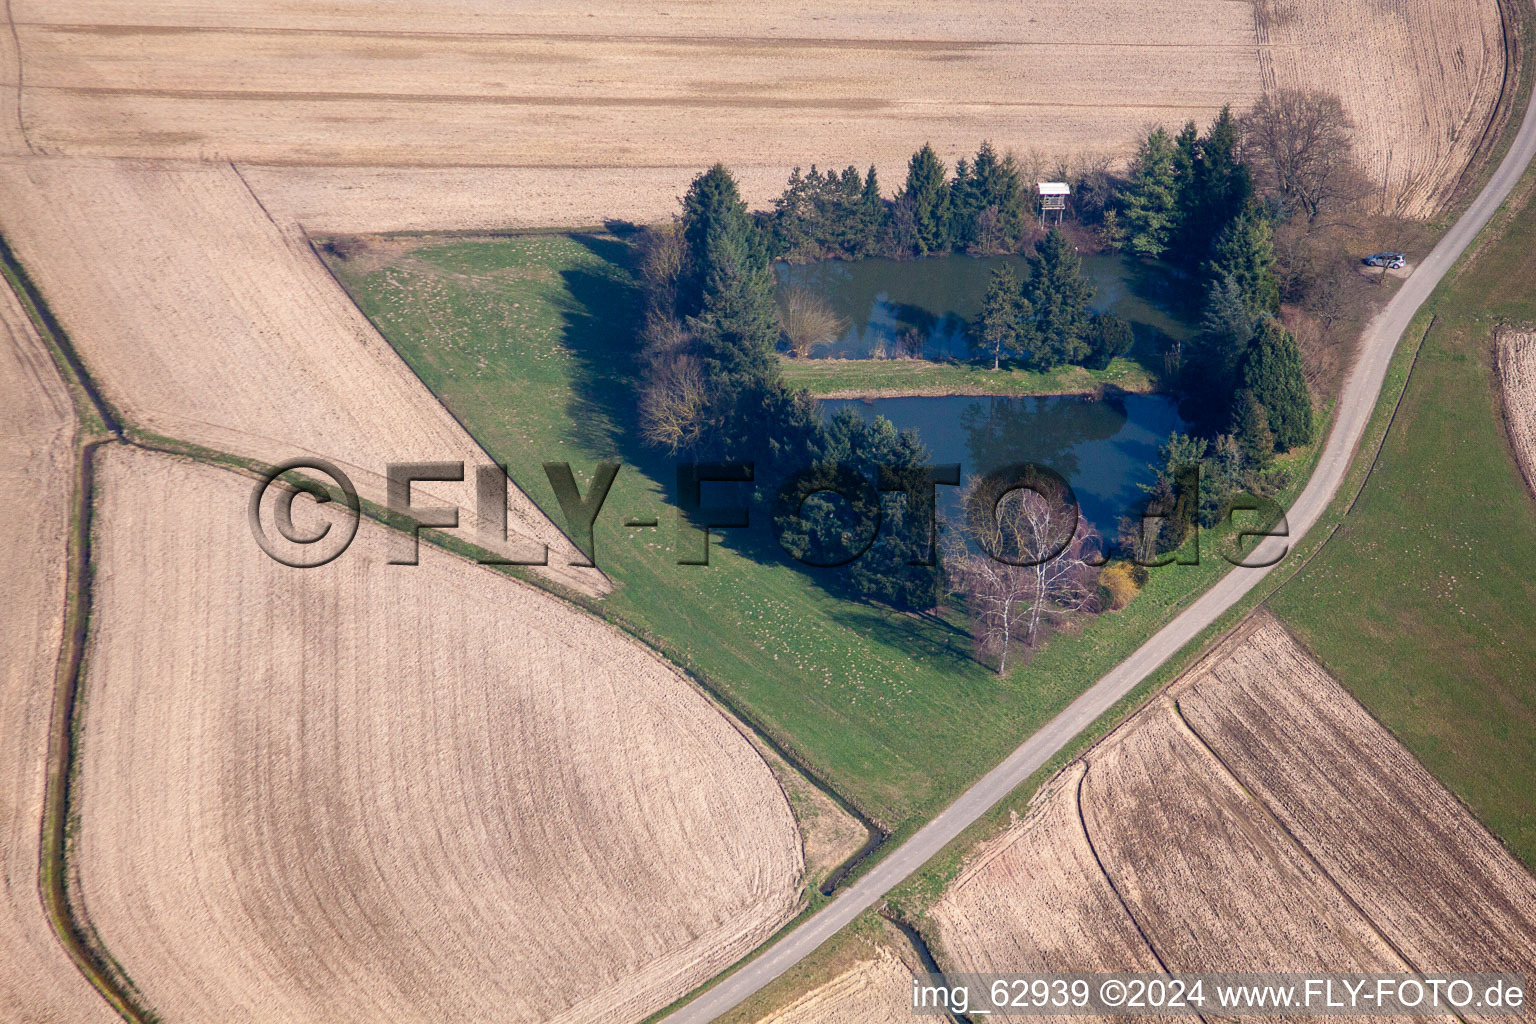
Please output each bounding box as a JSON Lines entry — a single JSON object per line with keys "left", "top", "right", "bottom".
{"left": 555, "top": 233, "right": 784, "bottom": 565}
{"left": 821, "top": 601, "right": 980, "bottom": 671}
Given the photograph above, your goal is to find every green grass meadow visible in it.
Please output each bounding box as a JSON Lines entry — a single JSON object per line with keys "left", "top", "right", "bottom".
{"left": 327, "top": 232, "right": 1274, "bottom": 831}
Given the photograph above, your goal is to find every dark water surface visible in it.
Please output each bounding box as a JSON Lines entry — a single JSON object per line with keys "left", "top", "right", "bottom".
{"left": 777, "top": 253, "right": 1189, "bottom": 360}
{"left": 823, "top": 393, "right": 1189, "bottom": 537}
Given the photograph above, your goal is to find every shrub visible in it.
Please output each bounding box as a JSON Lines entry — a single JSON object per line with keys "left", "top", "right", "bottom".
{"left": 1099, "top": 561, "right": 1142, "bottom": 610}
{"left": 779, "top": 286, "right": 845, "bottom": 357}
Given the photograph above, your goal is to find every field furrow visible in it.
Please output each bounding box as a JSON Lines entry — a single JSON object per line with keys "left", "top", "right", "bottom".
{"left": 9, "top": 0, "right": 1259, "bottom": 187}
{"left": 930, "top": 764, "right": 1193, "bottom": 1024}
{"left": 71, "top": 445, "right": 802, "bottom": 1024}
{"left": 0, "top": 273, "right": 119, "bottom": 1024}
{"left": 1079, "top": 703, "right": 1421, "bottom": 987}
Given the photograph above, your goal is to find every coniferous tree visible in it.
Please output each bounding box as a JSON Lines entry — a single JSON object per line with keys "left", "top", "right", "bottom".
{"left": 993, "top": 151, "right": 1028, "bottom": 250}
{"left": 1241, "top": 319, "right": 1313, "bottom": 451}
{"left": 1183, "top": 106, "right": 1253, "bottom": 260}
{"left": 1206, "top": 200, "right": 1280, "bottom": 317}
{"left": 1086, "top": 313, "right": 1134, "bottom": 370}
{"left": 949, "top": 156, "right": 978, "bottom": 249}
{"left": 899, "top": 143, "right": 951, "bottom": 255}
{"left": 856, "top": 166, "right": 887, "bottom": 254}
{"left": 771, "top": 166, "right": 814, "bottom": 259}
{"left": 681, "top": 163, "right": 769, "bottom": 317}
{"left": 1021, "top": 229, "right": 1095, "bottom": 368}
{"left": 977, "top": 265, "right": 1023, "bottom": 370}
{"left": 959, "top": 141, "right": 1026, "bottom": 253}
{"left": 1186, "top": 273, "right": 1261, "bottom": 424}
{"left": 1173, "top": 120, "right": 1199, "bottom": 213}
{"left": 676, "top": 165, "right": 783, "bottom": 459}
{"left": 831, "top": 165, "right": 864, "bottom": 254}
{"left": 1118, "top": 127, "right": 1181, "bottom": 258}
{"left": 1230, "top": 388, "right": 1275, "bottom": 467}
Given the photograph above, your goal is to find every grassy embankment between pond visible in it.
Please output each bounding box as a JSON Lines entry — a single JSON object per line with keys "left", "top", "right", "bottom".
{"left": 778, "top": 350, "right": 1158, "bottom": 399}
{"left": 327, "top": 232, "right": 1311, "bottom": 836}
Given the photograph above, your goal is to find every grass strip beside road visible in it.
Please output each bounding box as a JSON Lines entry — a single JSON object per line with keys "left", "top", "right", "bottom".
{"left": 1270, "top": 165, "right": 1536, "bottom": 868}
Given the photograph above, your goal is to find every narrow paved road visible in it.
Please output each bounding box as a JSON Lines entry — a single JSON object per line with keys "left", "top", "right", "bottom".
{"left": 663, "top": 73, "right": 1536, "bottom": 1024}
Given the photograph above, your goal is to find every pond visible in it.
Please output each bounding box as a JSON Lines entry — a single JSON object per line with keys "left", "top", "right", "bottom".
{"left": 822, "top": 392, "right": 1188, "bottom": 538}
{"left": 776, "top": 252, "right": 1189, "bottom": 361}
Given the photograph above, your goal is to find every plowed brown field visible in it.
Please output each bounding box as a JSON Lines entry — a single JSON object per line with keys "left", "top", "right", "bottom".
{"left": 1080, "top": 704, "right": 1411, "bottom": 978}
{"left": 930, "top": 618, "right": 1536, "bottom": 1022}
{"left": 931, "top": 765, "right": 1196, "bottom": 1024}
{"left": 0, "top": 157, "right": 602, "bottom": 595}
{"left": 71, "top": 445, "right": 802, "bottom": 1024}
{"left": 1258, "top": 0, "right": 1507, "bottom": 217}
{"left": 0, "top": 280, "right": 118, "bottom": 1023}
{"left": 15, "top": 0, "right": 1257, "bottom": 184}
{"left": 1177, "top": 621, "right": 1536, "bottom": 990}
{"left": 1498, "top": 330, "right": 1536, "bottom": 494}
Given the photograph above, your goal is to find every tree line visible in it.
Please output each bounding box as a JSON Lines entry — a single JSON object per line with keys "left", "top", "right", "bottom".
{"left": 633, "top": 87, "right": 1365, "bottom": 669}
{"left": 637, "top": 165, "right": 941, "bottom": 611}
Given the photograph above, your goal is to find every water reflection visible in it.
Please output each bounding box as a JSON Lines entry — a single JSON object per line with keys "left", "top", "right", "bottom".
{"left": 777, "top": 253, "right": 1189, "bottom": 361}
{"left": 822, "top": 393, "right": 1188, "bottom": 537}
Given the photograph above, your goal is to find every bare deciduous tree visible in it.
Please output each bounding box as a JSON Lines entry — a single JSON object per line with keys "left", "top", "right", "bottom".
{"left": 944, "top": 474, "right": 1101, "bottom": 675}
{"left": 779, "top": 286, "right": 845, "bottom": 358}
{"left": 638, "top": 350, "right": 708, "bottom": 453}
{"left": 1240, "top": 88, "right": 1371, "bottom": 221}
{"left": 638, "top": 220, "right": 687, "bottom": 316}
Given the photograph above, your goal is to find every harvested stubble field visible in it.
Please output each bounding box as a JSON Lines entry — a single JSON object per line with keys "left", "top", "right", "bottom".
{"left": 1257, "top": 0, "right": 1507, "bottom": 218}
{"left": 1177, "top": 622, "right": 1536, "bottom": 986}
{"left": 931, "top": 766, "right": 1194, "bottom": 1024}
{"left": 0, "top": 282, "right": 119, "bottom": 1023}
{"left": 929, "top": 619, "right": 1536, "bottom": 1022}
{"left": 0, "top": 156, "right": 602, "bottom": 596}
{"left": 6, "top": 0, "right": 1507, "bottom": 226}
{"left": 13, "top": 0, "right": 1257, "bottom": 186}
{"left": 71, "top": 445, "right": 804, "bottom": 1024}
{"left": 1498, "top": 329, "right": 1536, "bottom": 493}
{"left": 1079, "top": 704, "right": 1411, "bottom": 979}
{"left": 750, "top": 952, "right": 922, "bottom": 1024}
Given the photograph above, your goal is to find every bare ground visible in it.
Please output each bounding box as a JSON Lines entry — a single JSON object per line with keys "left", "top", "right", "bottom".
{"left": 71, "top": 445, "right": 804, "bottom": 1024}
{"left": 1176, "top": 619, "right": 1536, "bottom": 997}
{"left": 1258, "top": 0, "right": 1506, "bottom": 218}
{"left": 4, "top": 0, "right": 1504, "bottom": 225}
{"left": 750, "top": 951, "right": 920, "bottom": 1024}
{"left": 930, "top": 764, "right": 1195, "bottom": 1024}
{"left": 1080, "top": 702, "right": 1420, "bottom": 982}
